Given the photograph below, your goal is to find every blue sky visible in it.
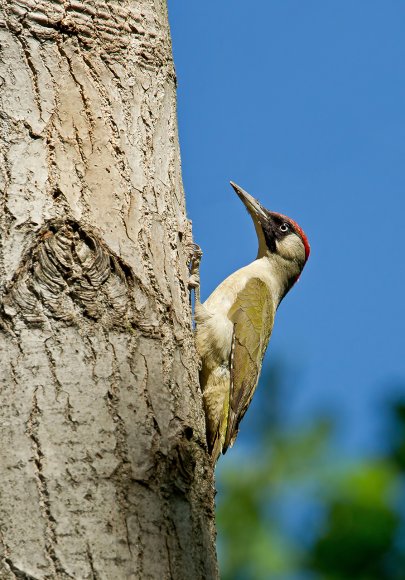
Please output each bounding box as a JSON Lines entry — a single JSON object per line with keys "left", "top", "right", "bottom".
{"left": 168, "top": 1, "right": 405, "bottom": 457}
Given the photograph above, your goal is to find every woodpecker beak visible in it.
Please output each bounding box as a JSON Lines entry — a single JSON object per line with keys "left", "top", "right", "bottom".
{"left": 230, "top": 182, "right": 267, "bottom": 221}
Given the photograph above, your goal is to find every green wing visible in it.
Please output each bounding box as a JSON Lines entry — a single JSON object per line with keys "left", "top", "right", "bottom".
{"left": 223, "top": 277, "right": 275, "bottom": 452}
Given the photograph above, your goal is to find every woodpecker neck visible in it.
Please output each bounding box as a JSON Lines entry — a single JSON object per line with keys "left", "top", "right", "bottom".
{"left": 256, "top": 252, "right": 302, "bottom": 306}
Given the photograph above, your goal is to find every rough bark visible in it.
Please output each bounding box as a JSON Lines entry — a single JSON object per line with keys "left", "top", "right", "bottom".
{"left": 0, "top": 1, "right": 218, "bottom": 578}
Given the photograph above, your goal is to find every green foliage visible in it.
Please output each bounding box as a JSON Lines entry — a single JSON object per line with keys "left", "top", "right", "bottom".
{"left": 392, "top": 403, "right": 405, "bottom": 470}
{"left": 309, "top": 464, "right": 400, "bottom": 580}
{"left": 216, "top": 371, "right": 405, "bottom": 580}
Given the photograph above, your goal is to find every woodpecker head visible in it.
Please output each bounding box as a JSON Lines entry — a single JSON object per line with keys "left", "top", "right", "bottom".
{"left": 230, "top": 181, "right": 310, "bottom": 287}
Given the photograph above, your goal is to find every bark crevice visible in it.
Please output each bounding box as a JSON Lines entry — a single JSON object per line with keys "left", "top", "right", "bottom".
{"left": 26, "top": 389, "right": 60, "bottom": 577}
{"left": 4, "top": 558, "right": 41, "bottom": 580}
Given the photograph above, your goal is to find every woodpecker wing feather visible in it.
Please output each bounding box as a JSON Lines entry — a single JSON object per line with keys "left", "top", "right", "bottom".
{"left": 224, "top": 277, "right": 274, "bottom": 452}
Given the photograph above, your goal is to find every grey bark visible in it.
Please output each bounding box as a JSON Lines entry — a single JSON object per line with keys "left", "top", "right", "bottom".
{"left": 0, "top": 1, "right": 218, "bottom": 579}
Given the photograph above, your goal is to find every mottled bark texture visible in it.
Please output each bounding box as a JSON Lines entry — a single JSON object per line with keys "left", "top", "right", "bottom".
{"left": 0, "top": 1, "right": 218, "bottom": 578}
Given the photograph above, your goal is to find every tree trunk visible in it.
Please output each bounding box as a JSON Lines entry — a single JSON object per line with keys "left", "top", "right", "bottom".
{"left": 0, "top": 1, "right": 218, "bottom": 578}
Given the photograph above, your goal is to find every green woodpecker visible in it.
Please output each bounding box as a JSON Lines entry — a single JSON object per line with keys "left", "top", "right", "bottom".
{"left": 195, "top": 182, "right": 310, "bottom": 463}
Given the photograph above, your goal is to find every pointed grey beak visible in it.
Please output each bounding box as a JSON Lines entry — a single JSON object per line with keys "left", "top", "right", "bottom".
{"left": 230, "top": 181, "right": 267, "bottom": 220}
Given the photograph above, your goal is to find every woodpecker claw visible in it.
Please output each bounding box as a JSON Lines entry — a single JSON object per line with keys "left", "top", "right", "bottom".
{"left": 188, "top": 273, "right": 200, "bottom": 289}
{"left": 188, "top": 243, "right": 202, "bottom": 305}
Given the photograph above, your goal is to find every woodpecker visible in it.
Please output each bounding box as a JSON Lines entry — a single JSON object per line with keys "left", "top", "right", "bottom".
{"left": 195, "top": 182, "right": 310, "bottom": 463}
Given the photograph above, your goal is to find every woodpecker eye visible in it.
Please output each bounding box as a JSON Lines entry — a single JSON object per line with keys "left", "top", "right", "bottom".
{"left": 280, "top": 223, "right": 289, "bottom": 232}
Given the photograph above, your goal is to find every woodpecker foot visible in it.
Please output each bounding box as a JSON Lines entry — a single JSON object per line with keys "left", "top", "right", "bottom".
{"left": 188, "top": 243, "right": 202, "bottom": 303}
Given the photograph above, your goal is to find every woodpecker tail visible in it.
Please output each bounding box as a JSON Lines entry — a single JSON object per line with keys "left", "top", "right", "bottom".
{"left": 211, "top": 437, "right": 223, "bottom": 465}
{"left": 202, "top": 372, "right": 230, "bottom": 464}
